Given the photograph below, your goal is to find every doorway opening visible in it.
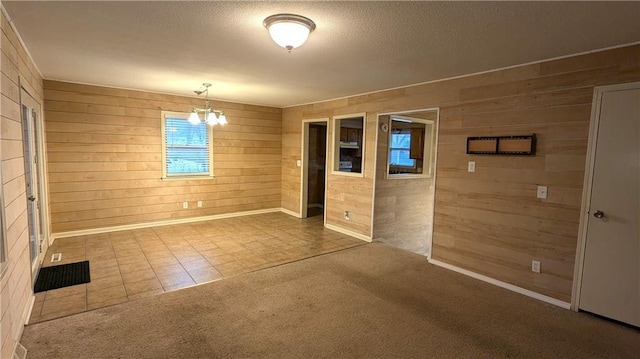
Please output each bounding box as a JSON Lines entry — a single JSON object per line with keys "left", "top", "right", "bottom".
{"left": 372, "top": 109, "right": 439, "bottom": 257}
{"left": 21, "top": 88, "right": 48, "bottom": 282}
{"left": 301, "top": 120, "right": 328, "bottom": 219}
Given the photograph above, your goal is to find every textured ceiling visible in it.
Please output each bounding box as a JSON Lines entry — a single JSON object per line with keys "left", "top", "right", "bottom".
{"left": 3, "top": 1, "right": 640, "bottom": 107}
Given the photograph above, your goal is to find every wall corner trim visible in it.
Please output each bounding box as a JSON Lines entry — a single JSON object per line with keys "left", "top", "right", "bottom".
{"left": 280, "top": 208, "right": 302, "bottom": 218}
{"left": 429, "top": 259, "right": 571, "bottom": 309}
{"left": 324, "top": 223, "right": 372, "bottom": 243}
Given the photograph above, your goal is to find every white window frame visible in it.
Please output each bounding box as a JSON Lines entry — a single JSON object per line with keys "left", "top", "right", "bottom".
{"left": 387, "top": 115, "right": 435, "bottom": 179}
{"left": 161, "top": 111, "right": 214, "bottom": 180}
{"left": 331, "top": 113, "right": 366, "bottom": 178}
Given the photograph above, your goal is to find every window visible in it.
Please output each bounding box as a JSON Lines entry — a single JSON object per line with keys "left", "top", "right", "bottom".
{"left": 161, "top": 111, "right": 213, "bottom": 179}
{"left": 389, "top": 132, "right": 415, "bottom": 168}
{"left": 332, "top": 114, "right": 366, "bottom": 176}
{"left": 386, "top": 112, "right": 437, "bottom": 178}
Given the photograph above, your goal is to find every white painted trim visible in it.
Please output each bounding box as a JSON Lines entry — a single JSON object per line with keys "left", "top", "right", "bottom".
{"left": 24, "top": 294, "right": 35, "bottom": 324}
{"left": 280, "top": 207, "right": 302, "bottom": 219}
{"left": 330, "top": 113, "right": 367, "bottom": 177}
{"left": 50, "top": 208, "right": 282, "bottom": 241}
{"left": 429, "top": 259, "right": 571, "bottom": 309}
{"left": 324, "top": 223, "right": 372, "bottom": 242}
{"left": 300, "top": 118, "right": 329, "bottom": 219}
{"left": 427, "top": 109, "right": 441, "bottom": 260}
{"left": 370, "top": 113, "right": 379, "bottom": 240}
{"left": 571, "top": 81, "right": 640, "bottom": 311}
{"left": 283, "top": 42, "right": 640, "bottom": 109}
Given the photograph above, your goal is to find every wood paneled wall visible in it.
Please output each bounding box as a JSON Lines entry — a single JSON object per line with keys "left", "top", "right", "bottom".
{"left": 281, "top": 44, "right": 640, "bottom": 301}
{"left": 44, "top": 81, "right": 282, "bottom": 233}
{"left": 373, "top": 113, "right": 436, "bottom": 256}
{"left": 0, "top": 9, "right": 44, "bottom": 359}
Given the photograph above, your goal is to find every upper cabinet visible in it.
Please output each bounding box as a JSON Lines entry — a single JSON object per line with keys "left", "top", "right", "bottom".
{"left": 333, "top": 114, "right": 366, "bottom": 176}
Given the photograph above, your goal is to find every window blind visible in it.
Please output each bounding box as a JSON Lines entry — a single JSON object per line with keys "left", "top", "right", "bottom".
{"left": 164, "top": 117, "right": 211, "bottom": 176}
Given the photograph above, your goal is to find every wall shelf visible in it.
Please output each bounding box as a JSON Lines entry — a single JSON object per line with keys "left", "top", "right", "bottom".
{"left": 466, "top": 134, "right": 536, "bottom": 155}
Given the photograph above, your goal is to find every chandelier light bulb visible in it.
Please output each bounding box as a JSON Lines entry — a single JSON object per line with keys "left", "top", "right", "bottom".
{"left": 206, "top": 112, "right": 218, "bottom": 126}
{"left": 188, "top": 112, "right": 201, "bottom": 125}
{"left": 218, "top": 113, "right": 227, "bottom": 125}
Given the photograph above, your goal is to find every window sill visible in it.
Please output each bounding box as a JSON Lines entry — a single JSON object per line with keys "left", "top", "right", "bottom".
{"left": 386, "top": 173, "right": 432, "bottom": 180}
{"left": 162, "top": 175, "right": 214, "bottom": 181}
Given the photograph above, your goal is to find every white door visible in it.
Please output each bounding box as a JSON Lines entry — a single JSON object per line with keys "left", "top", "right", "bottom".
{"left": 21, "top": 89, "right": 47, "bottom": 280}
{"left": 579, "top": 85, "right": 640, "bottom": 327}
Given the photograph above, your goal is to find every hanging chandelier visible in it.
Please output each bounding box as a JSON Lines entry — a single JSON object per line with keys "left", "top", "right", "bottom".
{"left": 188, "top": 83, "right": 227, "bottom": 126}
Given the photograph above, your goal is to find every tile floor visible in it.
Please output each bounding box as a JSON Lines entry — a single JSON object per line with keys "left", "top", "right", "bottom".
{"left": 29, "top": 212, "right": 364, "bottom": 323}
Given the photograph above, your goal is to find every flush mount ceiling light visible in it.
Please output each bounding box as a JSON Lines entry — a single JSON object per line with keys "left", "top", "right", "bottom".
{"left": 188, "top": 83, "right": 227, "bottom": 126}
{"left": 263, "top": 13, "right": 316, "bottom": 52}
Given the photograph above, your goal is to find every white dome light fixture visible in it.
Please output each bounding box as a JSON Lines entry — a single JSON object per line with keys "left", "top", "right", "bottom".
{"left": 264, "top": 13, "right": 316, "bottom": 52}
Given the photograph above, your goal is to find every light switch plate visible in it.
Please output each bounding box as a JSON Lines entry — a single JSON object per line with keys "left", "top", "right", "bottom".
{"left": 537, "top": 186, "right": 548, "bottom": 199}
{"left": 467, "top": 161, "right": 476, "bottom": 173}
{"left": 296, "top": 160, "right": 301, "bottom": 167}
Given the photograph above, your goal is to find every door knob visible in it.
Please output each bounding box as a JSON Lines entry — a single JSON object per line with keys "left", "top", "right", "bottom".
{"left": 593, "top": 210, "right": 605, "bottom": 218}
{"left": 28, "top": 195, "right": 36, "bottom": 202}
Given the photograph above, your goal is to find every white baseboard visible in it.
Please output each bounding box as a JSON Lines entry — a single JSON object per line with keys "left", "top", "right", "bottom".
{"left": 50, "top": 208, "right": 282, "bottom": 241}
{"left": 324, "top": 223, "right": 372, "bottom": 242}
{"left": 428, "top": 259, "right": 571, "bottom": 309}
{"left": 280, "top": 208, "right": 302, "bottom": 218}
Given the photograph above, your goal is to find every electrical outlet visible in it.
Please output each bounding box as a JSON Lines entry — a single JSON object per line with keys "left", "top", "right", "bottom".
{"left": 344, "top": 211, "right": 350, "bottom": 220}
{"left": 197, "top": 201, "right": 203, "bottom": 208}
{"left": 182, "top": 201, "right": 189, "bottom": 209}
{"left": 296, "top": 160, "right": 301, "bottom": 167}
{"left": 467, "top": 161, "right": 476, "bottom": 173}
{"left": 537, "top": 186, "right": 548, "bottom": 199}
{"left": 532, "top": 260, "right": 541, "bottom": 273}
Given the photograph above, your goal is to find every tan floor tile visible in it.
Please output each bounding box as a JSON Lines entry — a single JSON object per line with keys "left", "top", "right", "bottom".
{"left": 127, "top": 288, "right": 164, "bottom": 301}
{"left": 86, "top": 250, "right": 116, "bottom": 261}
{"left": 206, "top": 254, "right": 236, "bottom": 265}
{"left": 157, "top": 272, "right": 195, "bottom": 289}
{"left": 180, "top": 258, "right": 212, "bottom": 272}
{"left": 45, "top": 284, "right": 86, "bottom": 300}
{"left": 29, "top": 300, "right": 44, "bottom": 322}
{"left": 87, "top": 296, "right": 129, "bottom": 311}
{"left": 114, "top": 246, "right": 144, "bottom": 256}
{"left": 41, "top": 293, "right": 86, "bottom": 316}
{"left": 89, "top": 258, "right": 119, "bottom": 270}
{"left": 87, "top": 285, "right": 127, "bottom": 307}
{"left": 148, "top": 255, "right": 180, "bottom": 267}
{"left": 119, "top": 261, "right": 151, "bottom": 274}
{"left": 121, "top": 268, "right": 157, "bottom": 284}
{"left": 115, "top": 254, "right": 148, "bottom": 266}
{"left": 173, "top": 252, "right": 203, "bottom": 263}
{"left": 124, "top": 278, "right": 163, "bottom": 296}
{"left": 87, "top": 274, "right": 124, "bottom": 292}
{"left": 164, "top": 281, "right": 197, "bottom": 292}
{"left": 90, "top": 264, "right": 121, "bottom": 280}
{"left": 214, "top": 261, "right": 247, "bottom": 277}
{"left": 152, "top": 264, "right": 188, "bottom": 277}
{"left": 188, "top": 266, "right": 223, "bottom": 284}
{"left": 140, "top": 244, "right": 168, "bottom": 254}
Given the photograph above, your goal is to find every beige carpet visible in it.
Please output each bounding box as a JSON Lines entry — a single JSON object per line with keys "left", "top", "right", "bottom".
{"left": 21, "top": 243, "right": 639, "bottom": 358}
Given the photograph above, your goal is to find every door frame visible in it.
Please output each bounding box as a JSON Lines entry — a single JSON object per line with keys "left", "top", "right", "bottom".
{"left": 571, "top": 81, "right": 640, "bottom": 311}
{"left": 19, "top": 83, "right": 50, "bottom": 281}
{"left": 300, "top": 118, "right": 329, "bottom": 221}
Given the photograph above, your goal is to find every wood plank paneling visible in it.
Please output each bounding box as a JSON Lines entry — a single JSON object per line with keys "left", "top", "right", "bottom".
{"left": 282, "top": 44, "right": 640, "bottom": 302}
{"left": 0, "top": 11, "right": 44, "bottom": 359}
{"left": 44, "top": 80, "right": 282, "bottom": 233}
